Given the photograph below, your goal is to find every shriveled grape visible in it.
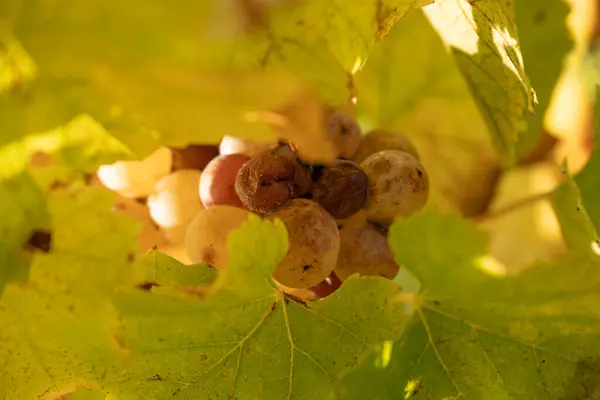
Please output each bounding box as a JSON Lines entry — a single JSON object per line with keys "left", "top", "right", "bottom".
{"left": 334, "top": 222, "right": 399, "bottom": 280}
{"left": 326, "top": 110, "right": 362, "bottom": 159}
{"left": 219, "top": 135, "right": 277, "bottom": 157}
{"left": 200, "top": 154, "right": 250, "bottom": 208}
{"left": 185, "top": 205, "right": 252, "bottom": 269}
{"left": 361, "top": 150, "right": 429, "bottom": 225}
{"left": 97, "top": 146, "right": 172, "bottom": 198}
{"left": 235, "top": 153, "right": 311, "bottom": 214}
{"left": 171, "top": 145, "right": 219, "bottom": 171}
{"left": 268, "top": 199, "right": 339, "bottom": 288}
{"left": 147, "top": 169, "right": 204, "bottom": 229}
{"left": 312, "top": 160, "right": 368, "bottom": 219}
{"left": 353, "top": 129, "right": 420, "bottom": 163}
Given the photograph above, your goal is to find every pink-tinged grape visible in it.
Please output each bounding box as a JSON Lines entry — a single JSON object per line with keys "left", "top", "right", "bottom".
{"left": 235, "top": 153, "right": 311, "bottom": 214}
{"left": 360, "top": 150, "right": 429, "bottom": 225}
{"left": 147, "top": 169, "right": 204, "bottom": 229}
{"left": 326, "top": 110, "right": 362, "bottom": 159}
{"left": 268, "top": 199, "right": 340, "bottom": 289}
{"left": 171, "top": 145, "right": 219, "bottom": 171}
{"left": 353, "top": 129, "right": 420, "bottom": 163}
{"left": 185, "top": 205, "right": 252, "bottom": 269}
{"left": 219, "top": 135, "right": 277, "bottom": 157}
{"left": 334, "top": 222, "right": 399, "bottom": 280}
{"left": 97, "top": 146, "right": 172, "bottom": 198}
{"left": 311, "top": 160, "right": 368, "bottom": 219}
{"left": 200, "top": 154, "right": 251, "bottom": 208}
{"left": 308, "top": 272, "right": 342, "bottom": 298}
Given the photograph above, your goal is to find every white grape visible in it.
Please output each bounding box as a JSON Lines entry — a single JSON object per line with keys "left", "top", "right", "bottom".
{"left": 335, "top": 222, "right": 399, "bottom": 280}
{"left": 185, "top": 205, "right": 252, "bottom": 269}
{"left": 219, "top": 135, "right": 277, "bottom": 157}
{"left": 361, "top": 150, "right": 429, "bottom": 225}
{"left": 268, "top": 199, "right": 340, "bottom": 289}
{"left": 147, "top": 169, "right": 204, "bottom": 229}
{"left": 353, "top": 129, "right": 420, "bottom": 163}
{"left": 97, "top": 146, "right": 173, "bottom": 198}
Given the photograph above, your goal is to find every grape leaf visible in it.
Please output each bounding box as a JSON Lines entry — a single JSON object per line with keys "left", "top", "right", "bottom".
{"left": 106, "top": 215, "right": 411, "bottom": 399}
{"left": 423, "top": 0, "right": 533, "bottom": 165}
{"left": 340, "top": 209, "right": 600, "bottom": 399}
{"left": 3, "top": 0, "right": 431, "bottom": 163}
{"left": 513, "top": 0, "right": 572, "bottom": 155}
{"left": 354, "top": 10, "right": 499, "bottom": 216}
{"left": 0, "top": 172, "right": 47, "bottom": 296}
{"left": 140, "top": 250, "right": 217, "bottom": 288}
{"left": 0, "top": 187, "right": 141, "bottom": 398}
{"left": 575, "top": 137, "right": 600, "bottom": 236}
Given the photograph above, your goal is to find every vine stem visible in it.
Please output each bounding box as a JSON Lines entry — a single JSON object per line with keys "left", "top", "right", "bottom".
{"left": 472, "top": 190, "right": 555, "bottom": 223}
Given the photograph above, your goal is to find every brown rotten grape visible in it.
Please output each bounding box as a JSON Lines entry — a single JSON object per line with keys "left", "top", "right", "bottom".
{"left": 200, "top": 154, "right": 250, "bottom": 208}
{"left": 326, "top": 110, "right": 362, "bottom": 159}
{"left": 335, "top": 221, "right": 399, "bottom": 280}
{"left": 185, "top": 205, "right": 252, "bottom": 269}
{"left": 361, "top": 150, "right": 429, "bottom": 225}
{"left": 268, "top": 199, "right": 340, "bottom": 288}
{"left": 312, "top": 160, "right": 368, "bottom": 219}
{"left": 353, "top": 129, "right": 420, "bottom": 163}
{"left": 235, "top": 153, "right": 311, "bottom": 214}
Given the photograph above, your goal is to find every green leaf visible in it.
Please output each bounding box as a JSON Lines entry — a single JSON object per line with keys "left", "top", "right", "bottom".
{"left": 513, "top": 0, "right": 572, "bottom": 155}
{"left": 423, "top": 0, "right": 533, "bottom": 165}
{"left": 341, "top": 211, "right": 600, "bottom": 399}
{"left": 575, "top": 140, "right": 600, "bottom": 236}
{"left": 69, "top": 387, "right": 108, "bottom": 400}
{"left": 3, "top": 0, "right": 432, "bottom": 163}
{"left": 140, "top": 250, "right": 217, "bottom": 288}
{"left": 0, "top": 171, "right": 47, "bottom": 295}
{"left": 107, "top": 216, "right": 410, "bottom": 399}
{"left": 0, "top": 187, "right": 140, "bottom": 397}
{"left": 355, "top": 10, "right": 499, "bottom": 215}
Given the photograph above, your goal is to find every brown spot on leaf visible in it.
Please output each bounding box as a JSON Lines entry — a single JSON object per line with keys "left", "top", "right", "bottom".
{"left": 26, "top": 230, "right": 52, "bottom": 253}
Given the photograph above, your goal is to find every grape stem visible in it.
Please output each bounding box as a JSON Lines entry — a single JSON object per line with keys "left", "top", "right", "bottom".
{"left": 472, "top": 190, "right": 554, "bottom": 223}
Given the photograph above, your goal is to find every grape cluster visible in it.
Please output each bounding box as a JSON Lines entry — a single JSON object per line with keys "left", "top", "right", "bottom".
{"left": 96, "top": 110, "right": 429, "bottom": 299}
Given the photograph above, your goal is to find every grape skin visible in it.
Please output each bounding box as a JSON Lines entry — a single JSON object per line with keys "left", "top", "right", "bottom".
{"left": 97, "top": 146, "right": 172, "bottom": 198}
{"left": 268, "top": 199, "right": 340, "bottom": 289}
{"left": 334, "top": 222, "right": 399, "bottom": 280}
{"left": 111, "top": 194, "right": 165, "bottom": 253}
{"left": 171, "top": 145, "right": 219, "bottom": 171}
{"left": 308, "top": 272, "right": 342, "bottom": 298}
{"left": 360, "top": 150, "right": 429, "bottom": 225}
{"left": 200, "top": 154, "right": 250, "bottom": 208}
{"left": 185, "top": 205, "right": 252, "bottom": 269}
{"left": 147, "top": 169, "right": 204, "bottom": 229}
{"left": 219, "top": 135, "right": 277, "bottom": 157}
{"left": 353, "top": 129, "right": 420, "bottom": 163}
{"left": 326, "top": 111, "right": 362, "bottom": 159}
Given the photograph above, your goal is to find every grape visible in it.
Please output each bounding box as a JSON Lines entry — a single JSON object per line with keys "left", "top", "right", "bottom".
{"left": 308, "top": 272, "right": 342, "bottom": 298}
{"left": 326, "top": 110, "right": 362, "bottom": 159}
{"left": 235, "top": 153, "right": 311, "bottom": 214}
{"left": 200, "top": 154, "right": 250, "bottom": 208}
{"left": 171, "top": 144, "right": 219, "bottom": 171}
{"left": 161, "top": 224, "right": 189, "bottom": 245}
{"left": 353, "top": 129, "right": 420, "bottom": 163}
{"left": 185, "top": 205, "right": 252, "bottom": 269}
{"left": 147, "top": 169, "right": 204, "bottom": 229}
{"left": 311, "top": 160, "right": 368, "bottom": 219}
{"left": 111, "top": 195, "right": 165, "bottom": 253}
{"left": 157, "top": 243, "right": 191, "bottom": 264}
{"left": 268, "top": 199, "right": 340, "bottom": 288}
{"left": 97, "top": 146, "right": 172, "bottom": 198}
{"left": 219, "top": 135, "right": 277, "bottom": 157}
{"left": 360, "top": 150, "right": 429, "bottom": 225}
{"left": 334, "top": 221, "right": 399, "bottom": 280}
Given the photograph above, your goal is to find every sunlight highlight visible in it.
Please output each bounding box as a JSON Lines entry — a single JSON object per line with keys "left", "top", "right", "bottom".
{"left": 492, "top": 25, "right": 526, "bottom": 87}
{"left": 351, "top": 56, "right": 363, "bottom": 75}
{"left": 472, "top": 255, "right": 506, "bottom": 277}
{"left": 591, "top": 240, "right": 600, "bottom": 255}
{"left": 374, "top": 340, "right": 394, "bottom": 369}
